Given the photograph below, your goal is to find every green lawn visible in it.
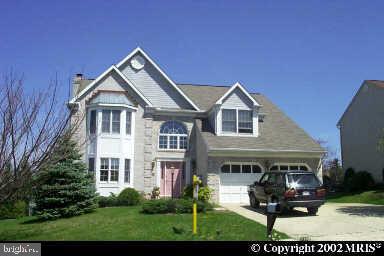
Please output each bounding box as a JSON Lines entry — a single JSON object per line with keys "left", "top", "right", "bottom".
{"left": 327, "top": 189, "right": 384, "bottom": 205}
{"left": 0, "top": 206, "right": 288, "bottom": 241}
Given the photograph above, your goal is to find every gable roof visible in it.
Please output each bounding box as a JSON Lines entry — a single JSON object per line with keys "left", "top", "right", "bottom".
{"left": 69, "top": 65, "right": 152, "bottom": 106}
{"left": 337, "top": 80, "right": 384, "bottom": 127}
{"left": 177, "top": 83, "right": 230, "bottom": 111}
{"left": 177, "top": 84, "right": 324, "bottom": 153}
{"left": 116, "top": 47, "right": 200, "bottom": 111}
{"left": 215, "top": 82, "right": 260, "bottom": 107}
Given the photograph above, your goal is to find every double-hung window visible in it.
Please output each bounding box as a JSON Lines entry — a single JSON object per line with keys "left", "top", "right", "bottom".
{"left": 238, "top": 110, "right": 253, "bottom": 133}
{"left": 89, "top": 110, "right": 97, "bottom": 134}
{"left": 102, "top": 110, "right": 121, "bottom": 134}
{"left": 222, "top": 109, "right": 236, "bottom": 132}
{"left": 221, "top": 109, "right": 253, "bottom": 134}
{"left": 100, "top": 158, "right": 119, "bottom": 182}
{"left": 126, "top": 111, "right": 132, "bottom": 135}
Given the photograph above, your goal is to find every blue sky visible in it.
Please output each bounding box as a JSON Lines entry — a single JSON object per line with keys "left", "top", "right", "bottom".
{"left": 1, "top": 0, "right": 384, "bottom": 156}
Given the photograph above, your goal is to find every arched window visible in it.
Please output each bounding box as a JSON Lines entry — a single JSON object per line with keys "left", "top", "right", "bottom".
{"left": 159, "top": 121, "right": 188, "bottom": 150}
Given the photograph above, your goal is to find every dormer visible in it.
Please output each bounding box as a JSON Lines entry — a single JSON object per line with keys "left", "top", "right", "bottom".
{"left": 209, "top": 82, "right": 261, "bottom": 137}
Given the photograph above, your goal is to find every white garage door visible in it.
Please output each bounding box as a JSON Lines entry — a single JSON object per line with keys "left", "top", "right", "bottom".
{"left": 219, "top": 163, "right": 263, "bottom": 204}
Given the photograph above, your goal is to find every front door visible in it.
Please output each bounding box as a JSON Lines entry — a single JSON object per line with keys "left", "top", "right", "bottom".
{"left": 160, "top": 161, "right": 185, "bottom": 198}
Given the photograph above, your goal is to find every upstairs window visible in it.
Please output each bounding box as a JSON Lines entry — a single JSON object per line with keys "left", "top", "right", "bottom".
{"left": 221, "top": 108, "right": 253, "bottom": 134}
{"left": 102, "top": 109, "right": 121, "bottom": 134}
{"left": 89, "top": 110, "right": 97, "bottom": 134}
{"left": 126, "top": 111, "right": 132, "bottom": 135}
{"left": 222, "top": 109, "right": 236, "bottom": 132}
{"left": 238, "top": 110, "right": 253, "bottom": 133}
{"left": 158, "top": 121, "right": 188, "bottom": 150}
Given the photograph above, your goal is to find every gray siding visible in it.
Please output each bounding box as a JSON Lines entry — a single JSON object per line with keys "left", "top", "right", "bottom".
{"left": 90, "top": 92, "right": 134, "bottom": 105}
{"left": 222, "top": 87, "right": 253, "bottom": 109}
{"left": 119, "top": 52, "right": 194, "bottom": 109}
{"left": 340, "top": 82, "right": 384, "bottom": 182}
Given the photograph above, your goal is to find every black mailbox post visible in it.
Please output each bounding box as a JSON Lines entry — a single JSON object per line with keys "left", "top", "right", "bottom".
{"left": 266, "top": 202, "right": 280, "bottom": 240}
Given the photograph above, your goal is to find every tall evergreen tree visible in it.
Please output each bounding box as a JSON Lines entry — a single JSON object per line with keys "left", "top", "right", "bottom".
{"left": 34, "top": 134, "right": 97, "bottom": 220}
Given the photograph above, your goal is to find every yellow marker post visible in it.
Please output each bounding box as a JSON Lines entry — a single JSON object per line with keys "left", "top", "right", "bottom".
{"left": 193, "top": 201, "right": 197, "bottom": 234}
{"left": 192, "top": 175, "right": 200, "bottom": 235}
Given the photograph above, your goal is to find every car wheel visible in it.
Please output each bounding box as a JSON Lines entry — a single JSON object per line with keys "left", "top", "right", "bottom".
{"left": 249, "top": 194, "right": 260, "bottom": 208}
{"left": 307, "top": 207, "right": 318, "bottom": 215}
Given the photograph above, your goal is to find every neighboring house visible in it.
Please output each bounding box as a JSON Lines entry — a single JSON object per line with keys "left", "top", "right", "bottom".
{"left": 337, "top": 80, "right": 384, "bottom": 183}
{"left": 68, "top": 47, "right": 324, "bottom": 203}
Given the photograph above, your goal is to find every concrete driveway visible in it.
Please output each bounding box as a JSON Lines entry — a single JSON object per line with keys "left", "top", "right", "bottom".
{"left": 222, "top": 203, "right": 384, "bottom": 240}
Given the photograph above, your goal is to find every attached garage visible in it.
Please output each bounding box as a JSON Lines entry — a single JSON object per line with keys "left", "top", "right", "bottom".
{"left": 219, "top": 163, "right": 264, "bottom": 204}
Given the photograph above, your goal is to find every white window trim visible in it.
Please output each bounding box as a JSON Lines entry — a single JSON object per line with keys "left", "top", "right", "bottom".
{"left": 124, "top": 159, "right": 131, "bottom": 184}
{"left": 218, "top": 107, "right": 258, "bottom": 137}
{"left": 101, "top": 109, "right": 121, "bottom": 135}
{"left": 269, "top": 163, "right": 312, "bottom": 171}
{"left": 99, "top": 157, "right": 120, "bottom": 184}
{"left": 158, "top": 121, "right": 189, "bottom": 151}
{"left": 220, "top": 162, "right": 264, "bottom": 174}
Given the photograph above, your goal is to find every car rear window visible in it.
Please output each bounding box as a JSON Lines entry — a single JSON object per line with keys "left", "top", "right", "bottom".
{"left": 287, "top": 173, "right": 320, "bottom": 188}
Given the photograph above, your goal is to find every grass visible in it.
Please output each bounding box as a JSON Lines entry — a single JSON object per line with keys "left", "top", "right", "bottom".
{"left": 327, "top": 189, "right": 384, "bottom": 205}
{"left": 0, "top": 206, "right": 288, "bottom": 241}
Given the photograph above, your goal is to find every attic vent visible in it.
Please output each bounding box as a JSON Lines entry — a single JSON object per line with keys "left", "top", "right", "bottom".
{"left": 131, "top": 55, "right": 146, "bottom": 70}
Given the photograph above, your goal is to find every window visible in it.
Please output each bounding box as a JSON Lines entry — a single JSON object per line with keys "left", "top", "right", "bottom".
{"left": 100, "top": 158, "right": 109, "bottom": 182}
{"left": 221, "top": 163, "right": 263, "bottom": 174}
{"left": 221, "top": 108, "right": 254, "bottom": 134}
{"left": 159, "top": 135, "right": 168, "bottom": 149}
{"left": 100, "top": 158, "right": 119, "bottom": 182}
{"left": 221, "top": 164, "right": 230, "bottom": 173}
{"left": 270, "top": 165, "right": 278, "bottom": 171}
{"left": 124, "top": 159, "right": 131, "bottom": 183}
{"left": 179, "top": 136, "right": 188, "bottom": 149}
{"left": 242, "top": 165, "right": 252, "bottom": 173}
{"left": 89, "top": 110, "right": 97, "bottom": 134}
{"left": 252, "top": 165, "right": 262, "bottom": 173}
{"left": 238, "top": 110, "right": 253, "bottom": 133}
{"left": 111, "top": 110, "right": 120, "bottom": 133}
{"left": 126, "top": 111, "right": 131, "bottom": 135}
{"left": 269, "top": 164, "right": 310, "bottom": 171}
{"left": 231, "top": 165, "right": 241, "bottom": 173}
{"left": 222, "top": 109, "right": 236, "bottom": 132}
{"left": 102, "top": 110, "right": 111, "bottom": 133}
{"left": 88, "top": 158, "right": 95, "bottom": 176}
{"left": 102, "top": 110, "right": 121, "bottom": 134}
{"left": 158, "top": 121, "right": 188, "bottom": 150}
{"left": 110, "top": 158, "right": 119, "bottom": 182}
{"left": 169, "top": 136, "right": 178, "bottom": 149}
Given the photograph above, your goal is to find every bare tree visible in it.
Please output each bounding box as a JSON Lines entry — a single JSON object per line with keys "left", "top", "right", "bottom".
{"left": 0, "top": 71, "right": 81, "bottom": 203}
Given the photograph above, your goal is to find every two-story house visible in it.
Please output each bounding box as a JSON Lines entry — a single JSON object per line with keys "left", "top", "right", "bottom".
{"left": 68, "top": 47, "right": 324, "bottom": 203}
{"left": 338, "top": 80, "right": 384, "bottom": 183}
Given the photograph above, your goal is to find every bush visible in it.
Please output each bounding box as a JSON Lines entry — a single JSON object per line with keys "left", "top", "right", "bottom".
{"left": 141, "top": 198, "right": 212, "bottom": 214}
{"left": 0, "top": 200, "right": 27, "bottom": 219}
{"left": 97, "top": 193, "right": 118, "bottom": 208}
{"left": 117, "top": 188, "right": 142, "bottom": 206}
{"left": 182, "top": 185, "right": 212, "bottom": 202}
{"left": 346, "top": 171, "right": 375, "bottom": 192}
{"left": 344, "top": 168, "right": 355, "bottom": 183}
